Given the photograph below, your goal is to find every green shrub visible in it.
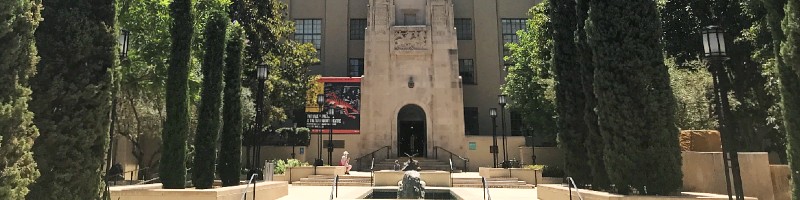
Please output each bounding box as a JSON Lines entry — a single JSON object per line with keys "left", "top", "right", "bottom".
{"left": 541, "top": 165, "right": 565, "bottom": 178}
{"left": 272, "top": 159, "right": 310, "bottom": 174}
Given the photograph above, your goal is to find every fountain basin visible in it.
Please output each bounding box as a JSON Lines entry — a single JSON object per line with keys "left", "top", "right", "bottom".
{"left": 362, "top": 189, "right": 457, "bottom": 199}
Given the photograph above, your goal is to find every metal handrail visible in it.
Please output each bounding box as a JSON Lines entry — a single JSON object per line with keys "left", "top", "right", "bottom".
{"left": 448, "top": 158, "right": 454, "bottom": 187}
{"left": 355, "top": 146, "right": 391, "bottom": 171}
{"left": 241, "top": 173, "right": 259, "bottom": 200}
{"left": 433, "top": 146, "right": 469, "bottom": 171}
{"left": 370, "top": 158, "right": 375, "bottom": 186}
{"left": 329, "top": 175, "right": 340, "bottom": 200}
{"left": 566, "top": 177, "right": 584, "bottom": 200}
{"left": 482, "top": 177, "right": 492, "bottom": 200}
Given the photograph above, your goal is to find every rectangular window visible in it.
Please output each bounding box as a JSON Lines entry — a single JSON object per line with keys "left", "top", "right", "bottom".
{"left": 348, "top": 58, "right": 364, "bottom": 77}
{"left": 464, "top": 107, "right": 480, "bottom": 135}
{"left": 510, "top": 111, "right": 523, "bottom": 136}
{"left": 350, "top": 19, "right": 367, "bottom": 40}
{"left": 455, "top": 18, "right": 473, "bottom": 40}
{"left": 459, "top": 59, "right": 476, "bottom": 85}
{"left": 501, "top": 18, "right": 527, "bottom": 57}
{"left": 294, "top": 19, "right": 323, "bottom": 58}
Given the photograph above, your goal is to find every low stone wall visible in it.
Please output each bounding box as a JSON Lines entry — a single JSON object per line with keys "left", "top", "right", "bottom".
{"left": 284, "top": 166, "right": 345, "bottom": 183}
{"left": 110, "top": 181, "right": 288, "bottom": 200}
{"left": 518, "top": 147, "right": 565, "bottom": 168}
{"left": 682, "top": 152, "right": 775, "bottom": 200}
{"left": 771, "top": 165, "right": 791, "bottom": 200}
{"left": 373, "top": 170, "right": 451, "bottom": 187}
{"left": 537, "top": 184, "right": 756, "bottom": 200}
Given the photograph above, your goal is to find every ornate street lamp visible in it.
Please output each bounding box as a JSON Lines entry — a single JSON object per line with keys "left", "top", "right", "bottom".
{"left": 489, "top": 108, "right": 499, "bottom": 168}
{"left": 327, "top": 107, "right": 335, "bottom": 166}
{"left": 118, "top": 29, "right": 130, "bottom": 60}
{"left": 315, "top": 94, "right": 325, "bottom": 166}
{"left": 498, "top": 94, "right": 509, "bottom": 168}
{"left": 702, "top": 25, "right": 743, "bottom": 200}
{"left": 250, "top": 63, "right": 269, "bottom": 178}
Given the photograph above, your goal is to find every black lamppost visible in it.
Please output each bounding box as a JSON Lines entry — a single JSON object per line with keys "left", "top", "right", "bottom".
{"left": 327, "top": 107, "right": 335, "bottom": 166}
{"left": 498, "top": 95, "right": 509, "bottom": 168}
{"left": 315, "top": 94, "right": 325, "bottom": 166}
{"left": 251, "top": 63, "right": 269, "bottom": 177}
{"left": 489, "top": 108, "right": 499, "bottom": 168}
{"left": 702, "top": 25, "right": 744, "bottom": 200}
{"left": 104, "top": 28, "right": 131, "bottom": 199}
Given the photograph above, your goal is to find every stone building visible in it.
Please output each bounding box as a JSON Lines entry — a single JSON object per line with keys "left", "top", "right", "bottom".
{"left": 282, "top": 0, "right": 547, "bottom": 171}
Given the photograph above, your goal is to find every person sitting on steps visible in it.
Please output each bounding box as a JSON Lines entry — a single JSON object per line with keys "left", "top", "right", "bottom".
{"left": 340, "top": 151, "right": 352, "bottom": 175}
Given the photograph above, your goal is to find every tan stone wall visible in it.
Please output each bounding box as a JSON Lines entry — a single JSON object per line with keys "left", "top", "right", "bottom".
{"left": 478, "top": 167, "right": 537, "bottom": 184}
{"left": 463, "top": 136, "right": 525, "bottom": 171}
{"left": 681, "top": 152, "right": 775, "bottom": 200}
{"left": 518, "top": 146, "right": 564, "bottom": 167}
{"left": 771, "top": 165, "right": 791, "bottom": 200}
{"left": 373, "top": 170, "right": 452, "bottom": 187}
{"left": 537, "top": 184, "right": 757, "bottom": 200}
{"left": 110, "top": 182, "right": 288, "bottom": 200}
{"left": 679, "top": 130, "right": 722, "bottom": 152}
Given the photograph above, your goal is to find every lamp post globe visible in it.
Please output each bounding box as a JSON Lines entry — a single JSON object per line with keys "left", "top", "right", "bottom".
{"left": 701, "top": 25, "right": 743, "bottom": 200}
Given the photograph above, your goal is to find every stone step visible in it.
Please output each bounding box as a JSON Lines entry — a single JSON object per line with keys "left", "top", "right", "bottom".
{"left": 452, "top": 184, "right": 536, "bottom": 189}
{"left": 306, "top": 175, "right": 371, "bottom": 179}
{"left": 452, "top": 180, "right": 526, "bottom": 184}
{"left": 299, "top": 178, "right": 372, "bottom": 183}
{"left": 291, "top": 181, "right": 372, "bottom": 187}
{"left": 452, "top": 177, "right": 520, "bottom": 181}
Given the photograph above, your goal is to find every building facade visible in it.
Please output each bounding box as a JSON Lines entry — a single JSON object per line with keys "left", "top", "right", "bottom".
{"left": 286, "top": 0, "right": 541, "bottom": 167}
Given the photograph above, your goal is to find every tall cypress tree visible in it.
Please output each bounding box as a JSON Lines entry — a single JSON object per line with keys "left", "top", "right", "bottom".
{"left": 26, "top": 0, "right": 116, "bottom": 198}
{"left": 549, "top": 0, "right": 592, "bottom": 186}
{"left": 575, "top": 0, "right": 610, "bottom": 191}
{"left": 0, "top": 0, "right": 42, "bottom": 198}
{"left": 776, "top": 0, "right": 800, "bottom": 197}
{"left": 219, "top": 23, "right": 245, "bottom": 187}
{"left": 161, "top": 0, "right": 194, "bottom": 189}
{"left": 192, "top": 11, "right": 228, "bottom": 189}
{"left": 586, "top": 0, "right": 682, "bottom": 195}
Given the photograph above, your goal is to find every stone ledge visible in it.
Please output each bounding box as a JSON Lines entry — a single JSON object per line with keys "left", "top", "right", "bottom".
{"left": 537, "top": 184, "right": 757, "bottom": 200}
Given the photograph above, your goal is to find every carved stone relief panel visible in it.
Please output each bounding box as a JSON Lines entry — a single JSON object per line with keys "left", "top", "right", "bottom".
{"left": 393, "top": 29, "right": 429, "bottom": 50}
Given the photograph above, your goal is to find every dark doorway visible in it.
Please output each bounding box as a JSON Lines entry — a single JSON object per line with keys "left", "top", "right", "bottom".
{"left": 397, "top": 104, "right": 426, "bottom": 157}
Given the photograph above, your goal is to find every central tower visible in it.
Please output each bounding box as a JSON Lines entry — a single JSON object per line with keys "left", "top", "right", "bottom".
{"left": 360, "top": 0, "right": 465, "bottom": 157}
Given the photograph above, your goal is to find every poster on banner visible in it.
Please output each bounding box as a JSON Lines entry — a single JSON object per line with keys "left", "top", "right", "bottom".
{"left": 305, "top": 77, "right": 361, "bottom": 134}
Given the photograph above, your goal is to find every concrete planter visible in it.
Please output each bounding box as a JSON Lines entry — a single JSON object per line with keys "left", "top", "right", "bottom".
{"left": 538, "top": 177, "right": 562, "bottom": 184}
{"left": 110, "top": 181, "right": 288, "bottom": 200}
{"left": 273, "top": 174, "right": 287, "bottom": 182}
{"left": 537, "top": 184, "right": 756, "bottom": 200}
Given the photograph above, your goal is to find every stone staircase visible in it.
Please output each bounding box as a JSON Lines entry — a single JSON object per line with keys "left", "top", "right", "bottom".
{"left": 451, "top": 177, "right": 535, "bottom": 189}
{"left": 371, "top": 158, "right": 459, "bottom": 172}
{"left": 291, "top": 175, "right": 372, "bottom": 187}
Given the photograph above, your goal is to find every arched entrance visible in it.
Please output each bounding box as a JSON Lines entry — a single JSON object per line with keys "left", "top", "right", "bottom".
{"left": 397, "top": 104, "right": 426, "bottom": 157}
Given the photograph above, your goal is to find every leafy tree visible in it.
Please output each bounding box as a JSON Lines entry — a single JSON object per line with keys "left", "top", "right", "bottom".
{"left": 661, "top": 0, "right": 783, "bottom": 154}
{"left": 192, "top": 11, "right": 228, "bottom": 189}
{"left": 231, "top": 0, "right": 316, "bottom": 127}
{"left": 502, "top": 1, "right": 558, "bottom": 149}
{"left": 26, "top": 0, "right": 117, "bottom": 197}
{"left": 576, "top": 0, "right": 611, "bottom": 191}
{"left": 161, "top": 0, "right": 195, "bottom": 189}
{"left": 0, "top": 0, "right": 42, "bottom": 198}
{"left": 548, "top": 0, "right": 593, "bottom": 186}
{"left": 666, "top": 58, "right": 717, "bottom": 130}
{"left": 219, "top": 22, "right": 245, "bottom": 187}
{"left": 586, "top": 0, "right": 682, "bottom": 195}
